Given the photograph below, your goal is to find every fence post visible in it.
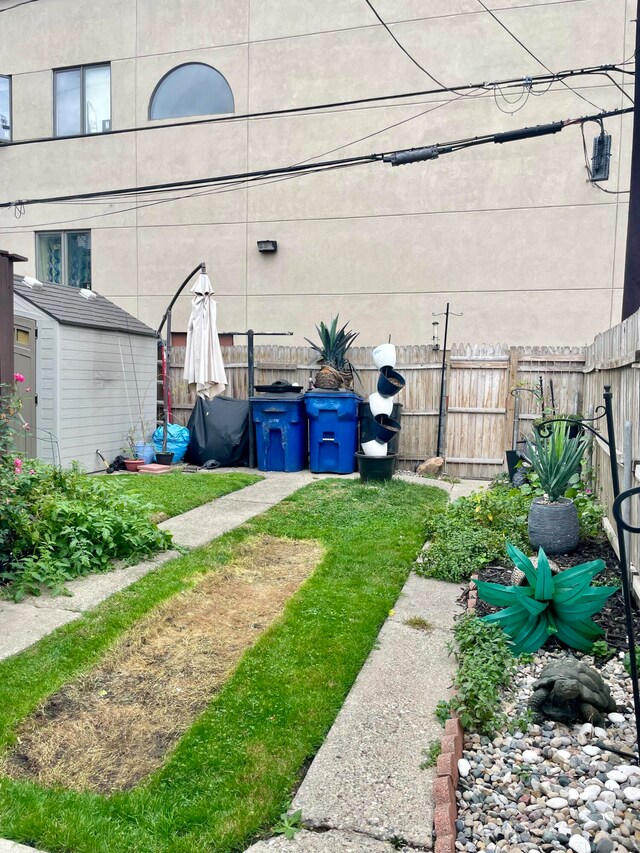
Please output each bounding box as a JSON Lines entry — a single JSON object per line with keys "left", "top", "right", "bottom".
{"left": 505, "top": 347, "right": 520, "bottom": 450}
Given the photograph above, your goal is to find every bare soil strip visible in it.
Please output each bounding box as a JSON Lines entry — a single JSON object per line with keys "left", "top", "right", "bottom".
{"left": 2, "top": 535, "right": 323, "bottom": 794}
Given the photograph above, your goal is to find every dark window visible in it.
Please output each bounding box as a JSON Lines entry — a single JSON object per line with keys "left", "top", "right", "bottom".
{"left": 36, "top": 231, "right": 91, "bottom": 288}
{"left": 149, "top": 63, "right": 234, "bottom": 120}
{"left": 54, "top": 64, "right": 111, "bottom": 137}
{"left": 0, "top": 75, "right": 11, "bottom": 142}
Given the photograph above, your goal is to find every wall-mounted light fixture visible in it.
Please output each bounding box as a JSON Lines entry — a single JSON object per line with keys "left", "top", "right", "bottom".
{"left": 432, "top": 320, "right": 440, "bottom": 351}
{"left": 257, "top": 240, "right": 278, "bottom": 253}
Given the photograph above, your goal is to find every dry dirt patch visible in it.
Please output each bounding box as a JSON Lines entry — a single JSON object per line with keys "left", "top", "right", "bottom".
{"left": 2, "top": 535, "right": 323, "bottom": 794}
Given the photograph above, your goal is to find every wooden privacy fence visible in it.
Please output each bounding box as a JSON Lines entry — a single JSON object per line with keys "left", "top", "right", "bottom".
{"left": 583, "top": 308, "right": 640, "bottom": 578}
{"left": 169, "top": 342, "right": 585, "bottom": 478}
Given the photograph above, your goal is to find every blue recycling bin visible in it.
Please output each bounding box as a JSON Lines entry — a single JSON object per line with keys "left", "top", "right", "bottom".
{"left": 250, "top": 394, "right": 307, "bottom": 472}
{"left": 304, "top": 390, "right": 361, "bottom": 474}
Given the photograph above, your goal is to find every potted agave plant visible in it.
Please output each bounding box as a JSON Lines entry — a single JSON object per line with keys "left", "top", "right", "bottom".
{"left": 525, "top": 421, "right": 588, "bottom": 554}
{"left": 305, "top": 316, "right": 358, "bottom": 390}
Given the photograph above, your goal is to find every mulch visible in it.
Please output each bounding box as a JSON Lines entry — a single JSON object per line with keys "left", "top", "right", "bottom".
{"left": 469, "top": 536, "right": 640, "bottom": 654}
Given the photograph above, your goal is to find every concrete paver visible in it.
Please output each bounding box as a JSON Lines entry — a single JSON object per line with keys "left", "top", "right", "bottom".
{"left": 244, "top": 829, "right": 400, "bottom": 852}
{"left": 0, "top": 841, "right": 47, "bottom": 853}
{"left": 292, "top": 576, "right": 462, "bottom": 849}
{"left": 0, "top": 603, "right": 80, "bottom": 660}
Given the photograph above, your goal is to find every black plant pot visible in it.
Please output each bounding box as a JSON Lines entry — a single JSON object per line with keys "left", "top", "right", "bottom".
{"left": 155, "top": 451, "right": 174, "bottom": 465}
{"left": 528, "top": 496, "right": 579, "bottom": 555}
{"left": 377, "top": 366, "right": 406, "bottom": 397}
{"left": 372, "top": 414, "right": 401, "bottom": 444}
{"left": 356, "top": 452, "right": 397, "bottom": 482}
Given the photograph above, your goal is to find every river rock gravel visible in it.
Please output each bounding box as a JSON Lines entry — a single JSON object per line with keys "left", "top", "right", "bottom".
{"left": 455, "top": 650, "right": 639, "bottom": 853}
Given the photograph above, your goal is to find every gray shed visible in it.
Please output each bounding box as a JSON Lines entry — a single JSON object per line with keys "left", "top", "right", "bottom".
{"left": 13, "top": 277, "right": 158, "bottom": 472}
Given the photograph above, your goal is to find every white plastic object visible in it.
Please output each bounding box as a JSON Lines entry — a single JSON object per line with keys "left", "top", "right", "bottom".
{"left": 361, "top": 439, "right": 388, "bottom": 457}
{"left": 372, "top": 343, "right": 396, "bottom": 369}
{"left": 369, "top": 392, "right": 393, "bottom": 416}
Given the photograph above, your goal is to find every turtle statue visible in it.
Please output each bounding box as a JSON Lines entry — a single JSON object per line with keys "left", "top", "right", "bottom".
{"left": 528, "top": 656, "right": 616, "bottom": 725}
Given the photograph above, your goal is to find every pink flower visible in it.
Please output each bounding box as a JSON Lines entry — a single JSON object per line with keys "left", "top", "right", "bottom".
{"left": 23, "top": 423, "right": 30, "bottom": 431}
{"left": 14, "top": 458, "right": 22, "bottom": 474}
{"left": 26, "top": 386, "right": 31, "bottom": 392}
{"left": 29, "top": 469, "right": 35, "bottom": 475}
{"left": 13, "top": 373, "right": 25, "bottom": 383}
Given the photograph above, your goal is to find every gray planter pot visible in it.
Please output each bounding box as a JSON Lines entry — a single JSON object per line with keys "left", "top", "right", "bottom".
{"left": 528, "top": 496, "right": 579, "bottom": 555}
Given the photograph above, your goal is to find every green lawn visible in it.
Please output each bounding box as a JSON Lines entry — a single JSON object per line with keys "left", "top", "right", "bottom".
{"left": 0, "top": 479, "right": 445, "bottom": 853}
{"left": 104, "top": 471, "right": 262, "bottom": 518}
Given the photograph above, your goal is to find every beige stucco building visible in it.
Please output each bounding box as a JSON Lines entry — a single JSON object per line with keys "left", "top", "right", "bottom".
{"left": 0, "top": 0, "right": 635, "bottom": 346}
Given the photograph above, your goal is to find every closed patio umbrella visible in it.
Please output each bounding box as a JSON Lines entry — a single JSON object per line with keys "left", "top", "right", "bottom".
{"left": 184, "top": 272, "right": 227, "bottom": 399}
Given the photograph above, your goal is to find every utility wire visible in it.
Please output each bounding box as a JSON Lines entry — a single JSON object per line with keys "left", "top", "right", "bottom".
{"left": 363, "top": 0, "right": 445, "bottom": 87}
{"left": 3, "top": 64, "right": 630, "bottom": 148}
{"left": 474, "top": 0, "right": 604, "bottom": 111}
{"left": 1, "top": 105, "right": 632, "bottom": 212}
{"left": 0, "top": 0, "right": 40, "bottom": 12}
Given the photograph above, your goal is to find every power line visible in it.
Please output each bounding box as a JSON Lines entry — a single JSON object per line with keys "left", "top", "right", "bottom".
{"left": 474, "top": 0, "right": 605, "bottom": 111}
{"left": 1, "top": 105, "right": 632, "bottom": 212}
{"left": 0, "top": 0, "right": 40, "bottom": 12}
{"left": 363, "top": 0, "right": 445, "bottom": 87}
{"left": 2, "top": 64, "right": 630, "bottom": 148}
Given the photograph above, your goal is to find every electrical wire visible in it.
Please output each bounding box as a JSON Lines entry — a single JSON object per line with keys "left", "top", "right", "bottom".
{"left": 362, "top": 0, "right": 444, "bottom": 87}
{"left": 3, "top": 64, "right": 631, "bottom": 148}
{"left": 474, "top": 0, "right": 605, "bottom": 112}
{"left": 1, "top": 105, "right": 633, "bottom": 213}
{"left": 0, "top": 0, "right": 40, "bottom": 12}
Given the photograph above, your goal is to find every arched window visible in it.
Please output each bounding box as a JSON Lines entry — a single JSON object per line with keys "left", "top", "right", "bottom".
{"left": 149, "top": 63, "right": 234, "bottom": 120}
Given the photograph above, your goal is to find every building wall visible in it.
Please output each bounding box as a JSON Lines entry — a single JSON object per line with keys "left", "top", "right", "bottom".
{"left": 13, "top": 294, "right": 59, "bottom": 464}
{"left": 0, "top": 0, "right": 635, "bottom": 346}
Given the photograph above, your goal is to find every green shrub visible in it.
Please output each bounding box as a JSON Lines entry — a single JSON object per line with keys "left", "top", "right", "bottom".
{"left": 440, "top": 614, "right": 516, "bottom": 735}
{"left": 525, "top": 422, "right": 587, "bottom": 503}
{"left": 0, "top": 461, "right": 172, "bottom": 600}
{"left": 417, "top": 483, "right": 531, "bottom": 582}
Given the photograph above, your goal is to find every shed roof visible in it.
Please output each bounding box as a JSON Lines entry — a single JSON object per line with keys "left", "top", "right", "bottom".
{"left": 13, "top": 277, "right": 156, "bottom": 337}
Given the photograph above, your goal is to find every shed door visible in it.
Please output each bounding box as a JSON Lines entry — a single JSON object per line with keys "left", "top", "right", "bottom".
{"left": 13, "top": 315, "right": 37, "bottom": 458}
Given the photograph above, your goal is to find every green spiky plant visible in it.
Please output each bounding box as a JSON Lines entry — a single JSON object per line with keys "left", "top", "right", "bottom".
{"left": 305, "top": 316, "right": 359, "bottom": 389}
{"left": 525, "top": 422, "right": 587, "bottom": 502}
{"left": 473, "top": 543, "right": 617, "bottom": 655}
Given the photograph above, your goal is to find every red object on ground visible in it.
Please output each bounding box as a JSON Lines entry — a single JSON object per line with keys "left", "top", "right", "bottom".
{"left": 138, "top": 464, "right": 172, "bottom": 475}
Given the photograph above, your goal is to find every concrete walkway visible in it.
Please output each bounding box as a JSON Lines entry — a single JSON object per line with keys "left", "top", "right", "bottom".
{"left": 0, "top": 471, "right": 483, "bottom": 853}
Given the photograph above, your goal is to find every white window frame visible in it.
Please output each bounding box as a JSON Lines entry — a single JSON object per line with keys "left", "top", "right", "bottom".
{"left": 0, "top": 74, "right": 11, "bottom": 143}
{"left": 53, "top": 63, "right": 111, "bottom": 137}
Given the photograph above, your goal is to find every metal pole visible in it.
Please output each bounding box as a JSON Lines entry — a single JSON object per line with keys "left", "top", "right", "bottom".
{"left": 612, "top": 488, "right": 640, "bottom": 763}
{"left": 436, "top": 303, "right": 449, "bottom": 457}
{"left": 247, "top": 329, "right": 255, "bottom": 468}
{"left": 604, "top": 385, "right": 620, "bottom": 497}
{"left": 512, "top": 390, "right": 521, "bottom": 451}
{"left": 587, "top": 403, "right": 595, "bottom": 491}
{"left": 621, "top": 1, "right": 640, "bottom": 320}
{"left": 624, "top": 421, "right": 633, "bottom": 557}
{"left": 162, "top": 309, "right": 172, "bottom": 453}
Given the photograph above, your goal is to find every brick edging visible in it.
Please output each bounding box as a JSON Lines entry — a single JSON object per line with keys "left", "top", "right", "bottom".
{"left": 432, "top": 574, "right": 477, "bottom": 853}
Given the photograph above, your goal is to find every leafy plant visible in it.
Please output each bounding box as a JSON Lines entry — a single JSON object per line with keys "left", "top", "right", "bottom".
{"left": 435, "top": 700, "right": 450, "bottom": 726}
{"left": 525, "top": 422, "right": 587, "bottom": 502}
{"left": 591, "top": 639, "right": 615, "bottom": 658}
{"left": 441, "top": 614, "right": 516, "bottom": 735}
{"left": 519, "top": 470, "right": 603, "bottom": 540}
{"left": 474, "top": 543, "right": 617, "bottom": 655}
{"left": 420, "top": 739, "right": 441, "bottom": 769}
{"left": 417, "top": 483, "right": 531, "bottom": 582}
{"left": 304, "top": 316, "right": 358, "bottom": 372}
{"left": 0, "top": 461, "right": 172, "bottom": 600}
{"left": 506, "top": 709, "right": 535, "bottom": 734}
{"left": 623, "top": 646, "right": 640, "bottom": 675}
{"left": 273, "top": 809, "right": 303, "bottom": 839}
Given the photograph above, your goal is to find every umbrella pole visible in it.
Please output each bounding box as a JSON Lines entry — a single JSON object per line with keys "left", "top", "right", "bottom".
{"left": 163, "top": 309, "right": 172, "bottom": 453}
{"left": 248, "top": 328, "right": 255, "bottom": 468}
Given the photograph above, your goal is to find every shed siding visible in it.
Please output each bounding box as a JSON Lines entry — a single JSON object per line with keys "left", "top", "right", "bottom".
{"left": 57, "top": 327, "right": 157, "bottom": 471}
{"left": 13, "top": 294, "right": 59, "bottom": 464}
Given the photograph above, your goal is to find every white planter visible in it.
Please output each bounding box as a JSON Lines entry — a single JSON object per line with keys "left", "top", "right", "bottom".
{"left": 369, "top": 392, "right": 393, "bottom": 417}
{"left": 372, "top": 344, "right": 396, "bottom": 369}
{"left": 361, "top": 438, "right": 388, "bottom": 457}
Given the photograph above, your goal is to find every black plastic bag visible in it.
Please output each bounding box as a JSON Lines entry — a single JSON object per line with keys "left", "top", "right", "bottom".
{"left": 185, "top": 396, "right": 249, "bottom": 467}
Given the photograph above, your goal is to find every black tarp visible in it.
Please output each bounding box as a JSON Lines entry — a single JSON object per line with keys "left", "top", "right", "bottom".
{"left": 185, "top": 396, "right": 250, "bottom": 467}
